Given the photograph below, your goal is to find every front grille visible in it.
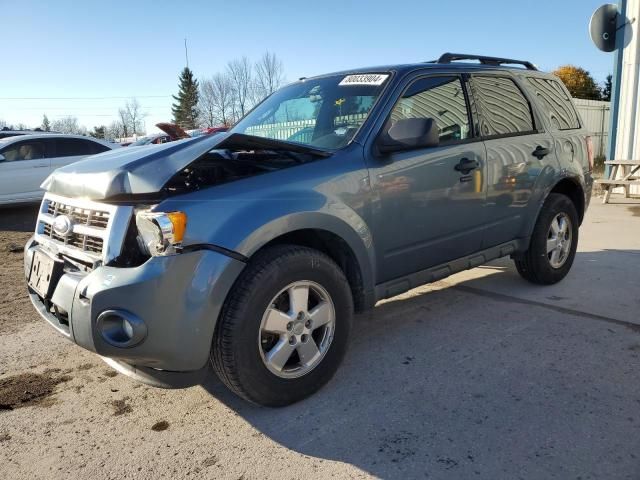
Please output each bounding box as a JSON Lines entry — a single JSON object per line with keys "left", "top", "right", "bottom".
{"left": 39, "top": 199, "right": 110, "bottom": 258}
{"left": 46, "top": 200, "right": 110, "bottom": 229}
{"left": 34, "top": 193, "right": 136, "bottom": 267}
{"left": 42, "top": 223, "right": 104, "bottom": 253}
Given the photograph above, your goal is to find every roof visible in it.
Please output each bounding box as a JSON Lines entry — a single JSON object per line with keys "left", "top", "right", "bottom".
{"left": 302, "top": 55, "right": 548, "bottom": 82}
{"left": 0, "top": 133, "right": 117, "bottom": 148}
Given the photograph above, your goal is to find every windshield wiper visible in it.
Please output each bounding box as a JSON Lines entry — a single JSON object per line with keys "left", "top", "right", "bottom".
{"left": 217, "top": 133, "right": 333, "bottom": 158}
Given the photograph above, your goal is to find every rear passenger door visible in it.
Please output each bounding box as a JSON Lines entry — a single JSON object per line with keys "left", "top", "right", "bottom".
{"left": 49, "top": 138, "right": 108, "bottom": 171}
{"left": 469, "top": 74, "right": 558, "bottom": 247}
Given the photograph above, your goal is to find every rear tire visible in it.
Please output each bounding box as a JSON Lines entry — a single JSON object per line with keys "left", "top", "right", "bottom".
{"left": 514, "top": 193, "right": 579, "bottom": 285}
{"left": 211, "top": 244, "right": 353, "bottom": 407}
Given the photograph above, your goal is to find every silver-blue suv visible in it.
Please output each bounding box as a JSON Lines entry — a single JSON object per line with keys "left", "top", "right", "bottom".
{"left": 24, "top": 54, "right": 593, "bottom": 406}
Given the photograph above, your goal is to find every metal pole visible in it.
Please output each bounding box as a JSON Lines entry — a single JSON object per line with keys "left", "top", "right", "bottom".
{"left": 606, "top": 0, "right": 627, "bottom": 176}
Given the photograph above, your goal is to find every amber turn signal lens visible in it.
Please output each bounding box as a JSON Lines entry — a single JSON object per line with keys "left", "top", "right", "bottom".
{"left": 167, "top": 212, "right": 187, "bottom": 243}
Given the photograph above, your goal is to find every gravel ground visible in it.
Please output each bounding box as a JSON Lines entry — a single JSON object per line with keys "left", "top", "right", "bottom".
{"left": 1, "top": 199, "right": 639, "bottom": 479}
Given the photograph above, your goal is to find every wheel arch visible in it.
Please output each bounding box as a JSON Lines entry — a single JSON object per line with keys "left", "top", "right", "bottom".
{"left": 548, "top": 177, "right": 586, "bottom": 224}
{"left": 242, "top": 220, "right": 376, "bottom": 313}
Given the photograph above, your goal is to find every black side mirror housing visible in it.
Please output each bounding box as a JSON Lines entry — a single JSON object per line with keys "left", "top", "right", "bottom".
{"left": 377, "top": 117, "right": 439, "bottom": 154}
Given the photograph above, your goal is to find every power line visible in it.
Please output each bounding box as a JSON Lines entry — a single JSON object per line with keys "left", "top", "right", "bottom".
{"left": 0, "top": 95, "right": 171, "bottom": 100}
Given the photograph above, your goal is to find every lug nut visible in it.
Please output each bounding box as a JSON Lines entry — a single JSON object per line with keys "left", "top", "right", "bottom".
{"left": 297, "top": 311, "right": 305, "bottom": 320}
{"left": 289, "top": 336, "right": 296, "bottom": 345}
{"left": 301, "top": 334, "right": 308, "bottom": 343}
{"left": 305, "top": 320, "right": 312, "bottom": 328}
{"left": 286, "top": 322, "right": 293, "bottom": 331}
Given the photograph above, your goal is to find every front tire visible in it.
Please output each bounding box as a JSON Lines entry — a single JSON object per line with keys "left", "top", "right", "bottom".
{"left": 514, "top": 193, "right": 579, "bottom": 285}
{"left": 211, "top": 244, "right": 353, "bottom": 407}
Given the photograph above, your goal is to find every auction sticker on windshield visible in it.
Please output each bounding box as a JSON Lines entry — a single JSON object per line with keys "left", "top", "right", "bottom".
{"left": 339, "top": 74, "right": 389, "bottom": 86}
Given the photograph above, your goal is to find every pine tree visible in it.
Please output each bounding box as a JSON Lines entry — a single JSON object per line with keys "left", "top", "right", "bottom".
{"left": 171, "top": 67, "right": 199, "bottom": 129}
{"left": 42, "top": 114, "right": 51, "bottom": 131}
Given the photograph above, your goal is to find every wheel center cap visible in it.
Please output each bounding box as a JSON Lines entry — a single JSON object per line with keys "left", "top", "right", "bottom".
{"left": 292, "top": 321, "right": 305, "bottom": 335}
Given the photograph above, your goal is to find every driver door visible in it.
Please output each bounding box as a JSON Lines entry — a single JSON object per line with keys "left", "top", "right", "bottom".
{"left": 366, "top": 74, "right": 488, "bottom": 283}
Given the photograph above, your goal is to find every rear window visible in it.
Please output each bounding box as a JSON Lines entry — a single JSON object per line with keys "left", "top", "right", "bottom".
{"left": 471, "top": 76, "right": 535, "bottom": 137}
{"left": 526, "top": 77, "right": 581, "bottom": 130}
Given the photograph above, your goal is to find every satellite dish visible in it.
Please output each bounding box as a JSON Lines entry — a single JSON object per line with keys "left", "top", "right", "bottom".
{"left": 590, "top": 4, "right": 619, "bottom": 52}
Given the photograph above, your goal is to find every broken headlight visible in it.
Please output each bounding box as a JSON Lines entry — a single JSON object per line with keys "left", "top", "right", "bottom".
{"left": 135, "top": 211, "right": 187, "bottom": 256}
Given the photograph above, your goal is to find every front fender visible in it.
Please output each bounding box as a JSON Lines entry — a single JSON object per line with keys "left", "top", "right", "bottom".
{"left": 158, "top": 169, "right": 375, "bottom": 298}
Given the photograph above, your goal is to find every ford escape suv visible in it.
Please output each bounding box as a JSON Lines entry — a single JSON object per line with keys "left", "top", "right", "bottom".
{"left": 24, "top": 54, "right": 593, "bottom": 406}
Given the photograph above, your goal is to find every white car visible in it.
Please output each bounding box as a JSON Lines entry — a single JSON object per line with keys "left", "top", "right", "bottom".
{"left": 0, "top": 134, "right": 117, "bottom": 205}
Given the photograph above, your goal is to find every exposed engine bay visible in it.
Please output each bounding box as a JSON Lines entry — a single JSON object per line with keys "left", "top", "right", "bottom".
{"left": 164, "top": 148, "right": 319, "bottom": 194}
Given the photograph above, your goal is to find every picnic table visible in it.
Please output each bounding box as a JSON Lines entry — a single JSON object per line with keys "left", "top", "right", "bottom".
{"left": 596, "top": 160, "right": 640, "bottom": 203}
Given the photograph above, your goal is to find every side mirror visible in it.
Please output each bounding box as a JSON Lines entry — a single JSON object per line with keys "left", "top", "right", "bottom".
{"left": 0, "top": 154, "right": 5, "bottom": 163}
{"left": 376, "top": 118, "right": 439, "bottom": 154}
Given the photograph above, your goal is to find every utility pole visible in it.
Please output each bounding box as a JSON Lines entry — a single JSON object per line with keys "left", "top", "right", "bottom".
{"left": 184, "top": 38, "right": 189, "bottom": 69}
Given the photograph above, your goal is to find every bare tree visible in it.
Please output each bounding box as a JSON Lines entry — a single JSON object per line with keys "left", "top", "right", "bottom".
{"left": 199, "top": 78, "right": 217, "bottom": 128}
{"left": 254, "top": 51, "right": 285, "bottom": 102}
{"left": 107, "top": 121, "right": 125, "bottom": 141}
{"left": 51, "top": 116, "right": 86, "bottom": 135}
{"left": 200, "top": 73, "right": 234, "bottom": 127}
{"left": 117, "top": 99, "right": 146, "bottom": 137}
{"left": 117, "top": 108, "right": 130, "bottom": 137}
{"left": 0, "top": 119, "right": 7, "bottom": 129}
{"left": 125, "top": 98, "right": 146, "bottom": 136}
{"left": 227, "top": 57, "right": 253, "bottom": 119}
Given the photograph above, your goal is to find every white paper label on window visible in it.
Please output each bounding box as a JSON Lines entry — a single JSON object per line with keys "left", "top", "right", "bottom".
{"left": 339, "top": 74, "right": 389, "bottom": 86}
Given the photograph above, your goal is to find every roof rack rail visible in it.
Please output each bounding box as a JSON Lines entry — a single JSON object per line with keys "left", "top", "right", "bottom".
{"left": 435, "top": 53, "right": 538, "bottom": 71}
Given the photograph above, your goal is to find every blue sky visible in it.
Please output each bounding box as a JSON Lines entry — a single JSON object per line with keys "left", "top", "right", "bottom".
{"left": 1, "top": 0, "right": 614, "bottom": 134}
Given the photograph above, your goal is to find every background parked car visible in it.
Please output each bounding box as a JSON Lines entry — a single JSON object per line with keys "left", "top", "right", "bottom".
{"left": 0, "top": 134, "right": 117, "bottom": 205}
{"left": 0, "top": 128, "right": 59, "bottom": 140}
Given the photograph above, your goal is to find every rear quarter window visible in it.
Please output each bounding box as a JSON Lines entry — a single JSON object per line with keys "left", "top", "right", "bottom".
{"left": 526, "top": 77, "right": 581, "bottom": 130}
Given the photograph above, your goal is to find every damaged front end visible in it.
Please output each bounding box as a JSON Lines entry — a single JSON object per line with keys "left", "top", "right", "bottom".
{"left": 26, "top": 133, "right": 329, "bottom": 387}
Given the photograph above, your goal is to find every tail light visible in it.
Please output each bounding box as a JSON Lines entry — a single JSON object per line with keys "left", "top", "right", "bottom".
{"left": 586, "top": 136, "right": 594, "bottom": 172}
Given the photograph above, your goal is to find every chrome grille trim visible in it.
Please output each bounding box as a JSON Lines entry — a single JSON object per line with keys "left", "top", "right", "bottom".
{"left": 35, "top": 193, "right": 133, "bottom": 266}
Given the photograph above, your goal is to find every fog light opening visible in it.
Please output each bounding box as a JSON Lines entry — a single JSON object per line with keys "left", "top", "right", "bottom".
{"left": 97, "top": 310, "right": 147, "bottom": 348}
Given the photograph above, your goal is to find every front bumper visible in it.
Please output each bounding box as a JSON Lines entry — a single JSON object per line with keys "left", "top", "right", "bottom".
{"left": 25, "top": 236, "right": 245, "bottom": 387}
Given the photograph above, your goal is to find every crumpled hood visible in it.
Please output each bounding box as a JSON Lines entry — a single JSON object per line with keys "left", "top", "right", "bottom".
{"left": 41, "top": 133, "right": 229, "bottom": 200}
{"left": 41, "top": 132, "right": 331, "bottom": 200}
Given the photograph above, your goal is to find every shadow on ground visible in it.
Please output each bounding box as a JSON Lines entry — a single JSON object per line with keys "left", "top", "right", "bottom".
{"left": 202, "top": 250, "right": 640, "bottom": 479}
{"left": 0, "top": 205, "right": 39, "bottom": 233}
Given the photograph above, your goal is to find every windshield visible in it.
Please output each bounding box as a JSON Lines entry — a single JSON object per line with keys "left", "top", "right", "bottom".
{"left": 231, "top": 73, "right": 390, "bottom": 150}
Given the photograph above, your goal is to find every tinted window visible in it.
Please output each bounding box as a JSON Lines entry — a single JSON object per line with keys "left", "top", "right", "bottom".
{"left": 54, "top": 138, "right": 105, "bottom": 157}
{"left": 526, "top": 77, "right": 580, "bottom": 130}
{"left": 88, "top": 140, "right": 110, "bottom": 153}
{"left": 472, "top": 76, "right": 535, "bottom": 136}
{"left": 0, "top": 141, "right": 46, "bottom": 161}
{"left": 390, "top": 76, "right": 471, "bottom": 144}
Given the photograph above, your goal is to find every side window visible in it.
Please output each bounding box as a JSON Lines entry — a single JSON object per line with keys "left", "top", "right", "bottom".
{"left": 86, "top": 140, "right": 110, "bottom": 154}
{"left": 54, "top": 138, "right": 94, "bottom": 157}
{"left": 472, "top": 76, "right": 535, "bottom": 137}
{"left": 0, "top": 141, "right": 46, "bottom": 162}
{"left": 526, "top": 77, "right": 580, "bottom": 130}
{"left": 390, "top": 76, "right": 471, "bottom": 144}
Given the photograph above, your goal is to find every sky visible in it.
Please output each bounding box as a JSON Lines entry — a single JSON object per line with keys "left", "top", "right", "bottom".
{"left": 0, "top": 0, "right": 615, "bottom": 135}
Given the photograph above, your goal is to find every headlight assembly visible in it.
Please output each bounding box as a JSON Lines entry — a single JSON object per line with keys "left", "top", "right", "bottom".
{"left": 135, "top": 211, "right": 187, "bottom": 256}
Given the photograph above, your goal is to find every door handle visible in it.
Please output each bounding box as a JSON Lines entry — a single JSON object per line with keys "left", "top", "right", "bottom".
{"left": 532, "top": 146, "right": 552, "bottom": 159}
{"left": 454, "top": 157, "right": 479, "bottom": 174}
